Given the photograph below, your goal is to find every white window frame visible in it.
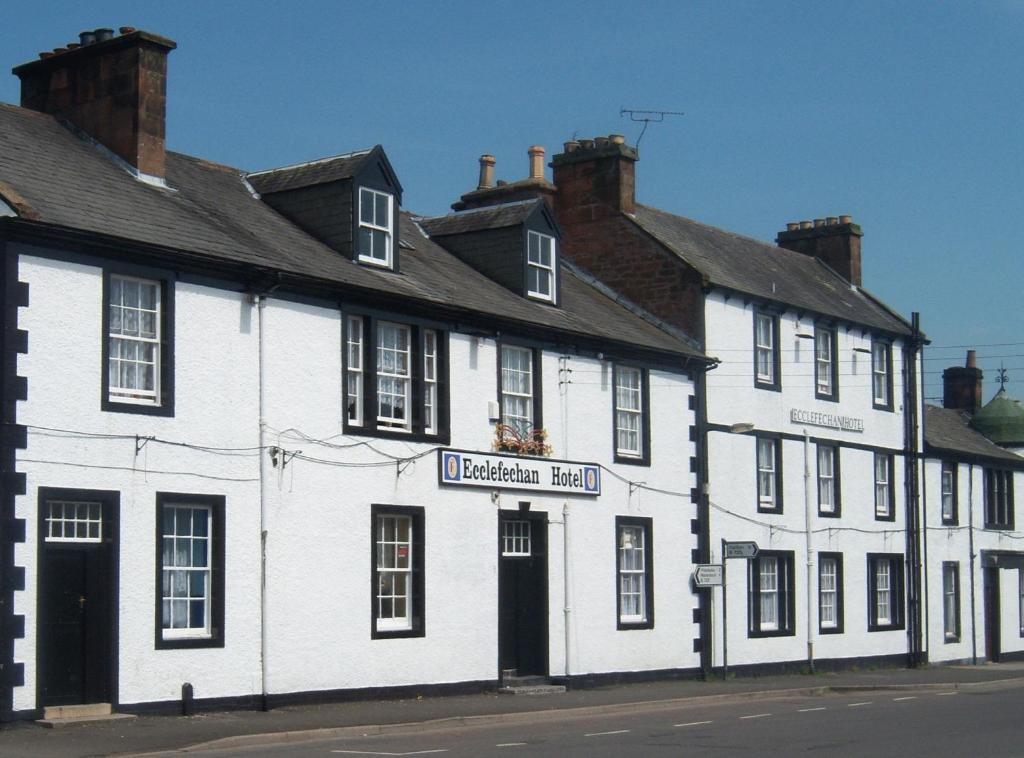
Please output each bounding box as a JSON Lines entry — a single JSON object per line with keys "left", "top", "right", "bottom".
{"left": 108, "top": 274, "right": 161, "bottom": 405}
{"left": 502, "top": 519, "right": 531, "bottom": 557}
{"left": 815, "top": 327, "right": 835, "bottom": 398}
{"left": 941, "top": 462, "right": 956, "bottom": 523}
{"left": 161, "top": 504, "right": 212, "bottom": 640}
{"left": 346, "top": 316, "right": 364, "bottom": 426}
{"left": 615, "top": 366, "right": 644, "bottom": 458}
{"left": 376, "top": 322, "right": 412, "bottom": 431}
{"left": 526, "top": 231, "right": 556, "bottom": 302}
{"left": 500, "top": 345, "right": 534, "bottom": 437}
{"left": 358, "top": 187, "right": 393, "bottom": 268}
{"left": 45, "top": 500, "right": 102, "bottom": 543}
{"left": 755, "top": 312, "right": 776, "bottom": 385}
{"left": 423, "top": 329, "right": 438, "bottom": 435}
{"left": 375, "top": 513, "right": 413, "bottom": 632}
{"left": 757, "top": 437, "right": 778, "bottom": 510}
{"left": 617, "top": 524, "right": 647, "bottom": 624}
{"left": 872, "top": 340, "right": 891, "bottom": 406}
{"left": 819, "top": 557, "right": 838, "bottom": 630}
{"left": 943, "top": 562, "right": 959, "bottom": 641}
{"left": 759, "top": 556, "right": 780, "bottom": 631}
{"left": 817, "top": 445, "right": 837, "bottom": 514}
{"left": 875, "top": 560, "right": 892, "bottom": 626}
{"left": 874, "top": 453, "right": 892, "bottom": 519}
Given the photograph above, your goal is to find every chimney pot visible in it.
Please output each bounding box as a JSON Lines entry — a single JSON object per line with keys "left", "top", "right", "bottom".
{"left": 609, "top": 133, "right": 625, "bottom": 144}
{"left": 477, "top": 154, "right": 496, "bottom": 190}
{"left": 777, "top": 213, "right": 864, "bottom": 286}
{"left": 563, "top": 140, "right": 580, "bottom": 153}
{"left": 813, "top": 218, "right": 826, "bottom": 228}
{"left": 53, "top": 47, "right": 68, "bottom": 55}
{"left": 594, "top": 136, "right": 610, "bottom": 148}
{"left": 839, "top": 214, "right": 852, "bottom": 224}
{"left": 826, "top": 216, "right": 839, "bottom": 225}
{"left": 94, "top": 28, "right": 114, "bottom": 42}
{"left": 578, "top": 138, "right": 595, "bottom": 150}
{"left": 119, "top": 26, "right": 137, "bottom": 35}
{"left": 786, "top": 222, "right": 800, "bottom": 231}
{"left": 79, "top": 31, "right": 96, "bottom": 45}
{"left": 967, "top": 350, "right": 977, "bottom": 368}
{"left": 799, "top": 220, "right": 813, "bottom": 230}
{"left": 527, "top": 145, "right": 545, "bottom": 180}
{"left": 943, "top": 350, "right": 983, "bottom": 413}
{"left": 67, "top": 42, "right": 81, "bottom": 50}
{"left": 39, "top": 51, "right": 53, "bottom": 59}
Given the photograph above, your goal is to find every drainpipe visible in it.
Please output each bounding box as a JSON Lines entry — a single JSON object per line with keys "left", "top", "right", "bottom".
{"left": 563, "top": 500, "right": 571, "bottom": 679}
{"left": 257, "top": 293, "right": 270, "bottom": 711}
{"left": 804, "top": 429, "right": 815, "bottom": 672}
{"left": 903, "top": 313, "right": 923, "bottom": 667}
{"left": 694, "top": 367, "right": 713, "bottom": 679}
{"left": 968, "top": 464, "right": 977, "bottom": 665}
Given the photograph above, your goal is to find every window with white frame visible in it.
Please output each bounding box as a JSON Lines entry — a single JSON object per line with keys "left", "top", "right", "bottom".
{"left": 346, "top": 316, "right": 364, "bottom": 426}
{"left": 502, "top": 519, "right": 531, "bottom": 557}
{"left": 108, "top": 275, "right": 161, "bottom": 404}
{"left": 756, "top": 437, "right": 781, "bottom": 512}
{"left": 500, "top": 345, "right": 535, "bottom": 437}
{"left": 868, "top": 553, "right": 904, "bottom": 631}
{"left": 424, "top": 329, "right": 438, "bottom": 434}
{"left": 817, "top": 445, "right": 839, "bottom": 516}
{"left": 616, "top": 517, "right": 652, "bottom": 629}
{"left": 749, "top": 551, "right": 794, "bottom": 636}
{"left": 157, "top": 496, "right": 225, "bottom": 646}
{"left": 45, "top": 500, "right": 102, "bottom": 543}
{"left": 615, "top": 365, "right": 645, "bottom": 460}
{"left": 943, "top": 562, "right": 960, "bottom": 642}
{"left": 372, "top": 505, "right": 423, "bottom": 638}
{"left": 874, "top": 453, "right": 894, "bottom": 520}
{"left": 872, "top": 339, "right": 892, "bottom": 409}
{"left": 814, "top": 327, "right": 836, "bottom": 399}
{"left": 526, "top": 231, "right": 556, "bottom": 302}
{"left": 358, "top": 187, "right": 393, "bottom": 267}
{"left": 754, "top": 312, "right": 779, "bottom": 388}
{"left": 941, "top": 461, "right": 957, "bottom": 525}
{"left": 819, "top": 553, "right": 842, "bottom": 633}
{"left": 376, "top": 322, "right": 411, "bottom": 430}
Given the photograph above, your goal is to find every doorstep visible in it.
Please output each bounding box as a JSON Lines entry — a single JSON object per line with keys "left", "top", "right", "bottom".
{"left": 38, "top": 703, "right": 137, "bottom": 728}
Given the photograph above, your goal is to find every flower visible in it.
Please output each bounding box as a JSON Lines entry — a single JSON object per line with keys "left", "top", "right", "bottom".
{"left": 493, "top": 424, "right": 553, "bottom": 457}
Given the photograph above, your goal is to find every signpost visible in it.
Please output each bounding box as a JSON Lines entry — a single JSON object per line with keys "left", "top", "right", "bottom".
{"left": 692, "top": 564, "right": 724, "bottom": 587}
{"left": 721, "top": 539, "right": 759, "bottom": 679}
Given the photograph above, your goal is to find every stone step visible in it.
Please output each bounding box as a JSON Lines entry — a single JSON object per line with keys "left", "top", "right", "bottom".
{"left": 498, "top": 684, "right": 567, "bottom": 696}
{"left": 42, "top": 703, "right": 112, "bottom": 720}
{"left": 37, "top": 713, "right": 137, "bottom": 729}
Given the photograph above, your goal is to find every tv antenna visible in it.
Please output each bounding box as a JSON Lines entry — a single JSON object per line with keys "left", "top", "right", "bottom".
{"left": 620, "top": 108, "right": 685, "bottom": 152}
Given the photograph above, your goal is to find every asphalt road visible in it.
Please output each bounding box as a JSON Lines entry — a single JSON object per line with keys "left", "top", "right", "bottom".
{"left": 178, "top": 685, "right": 1024, "bottom": 757}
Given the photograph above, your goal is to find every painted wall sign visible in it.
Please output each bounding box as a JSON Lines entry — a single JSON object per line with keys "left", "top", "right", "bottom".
{"left": 790, "top": 408, "right": 864, "bottom": 433}
{"left": 438, "top": 449, "right": 601, "bottom": 496}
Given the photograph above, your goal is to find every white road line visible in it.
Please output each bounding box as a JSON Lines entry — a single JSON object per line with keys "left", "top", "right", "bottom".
{"left": 893, "top": 696, "right": 917, "bottom": 701}
{"left": 848, "top": 702, "right": 872, "bottom": 707}
{"left": 674, "top": 720, "right": 714, "bottom": 727}
{"left": 495, "top": 743, "right": 527, "bottom": 748}
{"left": 740, "top": 713, "right": 771, "bottom": 719}
{"left": 937, "top": 692, "right": 958, "bottom": 696}
{"left": 798, "top": 707, "right": 827, "bottom": 712}
{"left": 331, "top": 751, "right": 449, "bottom": 756}
{"left": 585, "top": 729, "right": 631, "bottom": 737}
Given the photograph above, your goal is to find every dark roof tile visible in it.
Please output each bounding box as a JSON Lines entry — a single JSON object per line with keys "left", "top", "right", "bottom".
{"left": 925, "top": 405, "right": 1023, "bottom": 463}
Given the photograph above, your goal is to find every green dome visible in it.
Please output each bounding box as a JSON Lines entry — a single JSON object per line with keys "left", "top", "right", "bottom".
{"left": 970, "top": 388, "right": 1024, "bottom": 446}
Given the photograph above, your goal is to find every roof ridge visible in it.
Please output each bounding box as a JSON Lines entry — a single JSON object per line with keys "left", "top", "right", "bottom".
{"left": 247, "top": 148, "right": 372, "bottom": 177}
{"left": 420, "top": 198, "right": 539, "bottom": 222}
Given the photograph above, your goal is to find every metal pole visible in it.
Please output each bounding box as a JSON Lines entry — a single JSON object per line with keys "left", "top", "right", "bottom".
{"left": 722, "top": 538, "right": 728, "bottom": 678}
{"left": 804, "top": 429, "right": 815, "bottom": 672}
{"left": 968, "top": 465, "right": 977, "bottom": 665}
{"left": 563, "top": 500, "right": 572, "bottom": 677}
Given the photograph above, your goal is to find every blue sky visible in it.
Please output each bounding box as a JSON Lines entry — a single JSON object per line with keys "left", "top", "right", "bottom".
{"left": 3, "top": 1, "right": 1022, "bottom": 402}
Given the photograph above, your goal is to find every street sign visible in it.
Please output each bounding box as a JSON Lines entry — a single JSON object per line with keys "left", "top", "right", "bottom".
{"left": 692, "top": 564, "right": 724, "bottom": 587}
{"left": 723, "top": 541, "right": 759, "bottom": 559}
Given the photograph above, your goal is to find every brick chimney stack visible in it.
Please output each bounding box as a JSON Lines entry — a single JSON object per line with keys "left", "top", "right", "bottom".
{"left": 776, "top": 216, "right": 863, "bottom": 286}
{"left": 551, "top": 134, "right": 637, "bottom": 222}
{"left": 943, "top": 350, "right": 984, "bottom": 414}
{"left": 452, "top": 146, "right": 555, "bottom": 211}
{"left": 14, "top": 27, "right": 177, "bottom": 180}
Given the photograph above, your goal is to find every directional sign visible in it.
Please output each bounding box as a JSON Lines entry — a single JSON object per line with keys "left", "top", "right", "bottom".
{"left": 692, "top": 564, "right": 724, "bottom": 587}
{"left": 723, "top": 541, "right": 759, "bottom": 559}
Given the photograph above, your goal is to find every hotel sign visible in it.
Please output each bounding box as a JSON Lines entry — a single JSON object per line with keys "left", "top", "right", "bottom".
{"left": 438, "top": 449, "right": 601, "bottom": 496}
{"left": 790, "top": 408, "right": 864, "bottom": 433}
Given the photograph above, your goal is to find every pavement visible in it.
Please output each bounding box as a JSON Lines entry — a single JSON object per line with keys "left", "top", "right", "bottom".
{"left": 4, "top": 662, "right": 1024, "bottom": 757}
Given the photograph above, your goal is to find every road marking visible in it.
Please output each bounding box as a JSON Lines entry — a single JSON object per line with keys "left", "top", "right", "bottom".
{"left": 937, "top": 692, "right": 958, "bottom": 696}
{"left": 496, "top": 743, "right": 527, "bottom": 748}
{"left": 893, "top": 696, "right": 917, "bottom": 701}
{"left": 848, "top": 702, "right": 872, "bottom": 707}
{"left": 798, "top": 707, "right": 827, "bottom": 712}
{"left": 740, "top": 713, "right": 771, "bottom": 719}
{"left": 585, "top": 729, "right": 630, "bottom": 737}
{"left": 331, "top": 751, "right": 449, "bottom": 756}
{"left": 675, "top": 720, "right": 714, "bottom": 727}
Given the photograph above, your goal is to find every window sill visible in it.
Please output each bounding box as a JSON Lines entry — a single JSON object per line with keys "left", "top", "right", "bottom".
{"left": 867, "top": 622, "right": 905, "bottom": 633}
{"left": 748, "top": 628, "right": 795, "bottom": 638}
{"left": 614, "top": 451, "right": 650, "bottom": 467}
{"left": 757, "top": 503, "right": 782, "bottom": 515}
{"left": 753, "top": 380, "right": 781, "bottom": 393}
{"left": 156, "top": 634, "right": 223, "bottom": 650}
{"left": 371, "top": 626, "right": 424, "bottom": 640}
{"left": 343, "top": 424, "right": 450, "bottom": 446}
{"left": 872, "top": 402, "right": 895, "bottom": 413}
{"left": 818, "top": 509, "right": 841, "bottom": 519}
{"left": 874, "top": 512, "right": 897, "bottom": 522}
{"left": 617, "top": 619, "right": 653, "bottom": 631}
{"left": 944, "top": 635, "right": 961, "bottom": 644}
{"left": 103, "top": 398, "right": 174, "bottom": 417}
{"left": 819, "top": 625, "right": 844, "bottom": 635}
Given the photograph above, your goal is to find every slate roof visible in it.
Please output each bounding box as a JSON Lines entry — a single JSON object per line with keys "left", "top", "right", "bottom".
{"left": 631, "top": 205, "right": 913, "bottom": 336}
{"left": 0, "top": 103, "right": 704, "bottom": 361}
{"left": 420, "top": 200, "right": 538, "bottom": 237}
{"left": 247, "top": 150, "right": 371, "bottom": 195}
{"left": 924, "top": 405, "right": 1023, "bottom": 463}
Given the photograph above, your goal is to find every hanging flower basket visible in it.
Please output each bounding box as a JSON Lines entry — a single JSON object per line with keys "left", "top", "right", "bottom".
{"left": 493, "top": 424, "right": 553, "bottom": 457}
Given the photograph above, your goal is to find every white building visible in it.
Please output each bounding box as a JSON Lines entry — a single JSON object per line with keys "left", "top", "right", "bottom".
{"left": 0, "top": 29, "right": 709, "bottom": 720}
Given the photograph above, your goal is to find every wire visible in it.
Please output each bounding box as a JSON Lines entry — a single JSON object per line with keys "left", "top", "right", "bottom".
{"left": 19, "top": 458, "right": 259, "bottom": 482}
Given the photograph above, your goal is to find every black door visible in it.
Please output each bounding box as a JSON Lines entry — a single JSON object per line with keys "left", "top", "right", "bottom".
{"left": 498, "top": 512, "right": 548, "bottom": 677}
{"left": 984, "top": 567, "right": 1001, "bottom": 663}
{"left": 38, "top": 492, "right": 116, "bottom": 707}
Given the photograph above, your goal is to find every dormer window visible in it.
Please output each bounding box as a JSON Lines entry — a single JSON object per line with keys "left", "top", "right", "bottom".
{"left": 527, "top": 231, "right": 556, "bottom": 302}
{"left": 358, "top": 187, "right": 393, "bottom": 267}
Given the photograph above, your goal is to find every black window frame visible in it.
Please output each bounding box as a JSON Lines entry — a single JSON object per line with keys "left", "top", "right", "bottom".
{"left": 867, "top": 553, "right": 905, "bottom": 632}
{"left": 748, "top": 550, "right": 796, "bottom": 638}
{"left": 612, "top": 364, "right": 651, "bottom": 466}
{"left": 615, "top": 516, "right": 654, "bottom": 630}
{"left": 816, "top": 443, "right": 841, "bottom": 518}
{"left": 496, "top": 341, "right": 544, "bottom": 437}
{"left": 154, "top": 492, "right": 225, "bottom": 650}
{"left": 753, "top": 309, "right": 781, "bottom": 392}
{"left": 814, "top": 326, "right": 839, "bottom": 402}
{"left": 342, "top": 314, "right": 450, "bottom": 444}
{"left": 874, "top": 452, "right": 896, "bottom": 522}
{"left": 818, "top": 551, "right": 844, "bottom": 635}
{"left": 941, "top": 460, "right": 959, "bottom": 526}
{"left": 871, "top": 338, "right": 894, "bottom": 411}
{"left": 755, "top": 434, "right": 783, "bottom": 514}
{"left": 101, "top": 267, "right": 175, "bottom": 417}
{"left": 370, "top": 504, "right": 425, "bottom": 640}
{"left": 942, "top": 561, "right": 961, "bottom": 643}
{"left": 984, "top": 468, "right": 1014, "bottom": 530}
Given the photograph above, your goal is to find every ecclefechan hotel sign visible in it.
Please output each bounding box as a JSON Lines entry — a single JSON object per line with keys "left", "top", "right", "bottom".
{"left": 438, "top": 449, "right": 601, "bottom": 496}
{"left": 790, "top": 408, "right": 864, "bottom": 433}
